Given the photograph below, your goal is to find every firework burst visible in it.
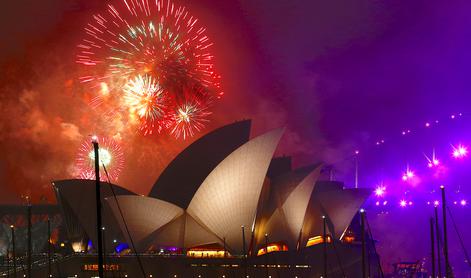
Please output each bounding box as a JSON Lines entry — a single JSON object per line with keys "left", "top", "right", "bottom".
{"left": 77, "top": 0, "right": 222, "bottom": 139}
{"left": 169, "top": 100, "right": 211, "bottom": 139}
{"left": 75, "top": 136, "right": 125, "bottom": 181}
{"left": 123, "top": 74, "right": 171, "bottom": 134}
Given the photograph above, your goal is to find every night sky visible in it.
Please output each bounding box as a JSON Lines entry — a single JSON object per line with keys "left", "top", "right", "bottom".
{"left": 1, "top": 0, "right": 471, "bottom": 274}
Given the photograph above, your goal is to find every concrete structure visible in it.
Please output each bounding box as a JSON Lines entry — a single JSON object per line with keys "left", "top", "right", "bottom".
{"left": 53, "top": 179, "right": 136, "bottom": 251}
{"left": 149, "top": 120, "right": 251, "bottom": 208}
{"left": 187, "top": 128, "right": 284, "bottom": 253}
{"left": 39, "top": 120, "right": 375, "bottom": 278}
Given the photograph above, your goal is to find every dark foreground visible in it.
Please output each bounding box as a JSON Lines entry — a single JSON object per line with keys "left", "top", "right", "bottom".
{"left": 0, "top": 243, "right": 381, "bottom": 277}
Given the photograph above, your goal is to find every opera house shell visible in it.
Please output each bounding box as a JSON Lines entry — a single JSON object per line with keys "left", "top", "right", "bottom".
{"left": 53, "top": 120, "right": 373, "bottom": 277}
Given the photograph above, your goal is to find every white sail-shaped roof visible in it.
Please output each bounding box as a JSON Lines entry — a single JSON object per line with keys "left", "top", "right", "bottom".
{"left": 316, "top": 188, "right": 371, "bottom": 239}
{"left": 149, "top": 214, "right": 186, "bottom": 248}
{"left": 53, "top": 179, "right": 136, "bottom": 247}
{"left": 281, "top": 166, "right": 321, "bottom": 243}
{"left": 184, "top": 213, "right": 223, "bottom": 248}
{"left": 261, "top": 166, "right": 321, "bottom": 249}
{"left": 300, "top": 185, "right": 371, "bottom": 246}
{"left": 105, "top": 195, "right": 184, "bottom": 251}
{"left": 187, "top": 128, "right": 284, "bottom": 253}
{"left": 148, "top": 212, "right": 223, "bottom": 249}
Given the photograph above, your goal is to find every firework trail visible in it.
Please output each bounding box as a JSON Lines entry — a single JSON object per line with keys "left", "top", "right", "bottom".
{"left": 75, "top": 136, "right": 125, "bottom": 181}
{"left": 123, "top": 74, "right": 171, "bottom": 134}
{"left": 77, "top": 0, "right": 223, "bottom": 138}
{"left": 169, "top": 99, "right": 211, "bottom": 140}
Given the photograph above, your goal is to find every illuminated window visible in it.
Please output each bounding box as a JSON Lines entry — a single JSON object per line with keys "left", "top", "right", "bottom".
{"left": 342, "top": 234, "right": 355, "bottom": 243}
{"left": 186, "top": 245, "right": 229, "bottom": 258}
{"left": 305, "top": 235, "right": 331, "bottom": 247}
{"left": 71, "top": 241, "right": 85, "bottom": 253}
{"left": 341, "top": 229, "right": 355, "bottom": 243}
{"left": 257, "top": 242, "right": 288, "bottom": 256}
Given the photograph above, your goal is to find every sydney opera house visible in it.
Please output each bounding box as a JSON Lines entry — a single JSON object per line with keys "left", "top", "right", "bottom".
{"left": 1, "top": 120, "right": 377, "bottom": 277}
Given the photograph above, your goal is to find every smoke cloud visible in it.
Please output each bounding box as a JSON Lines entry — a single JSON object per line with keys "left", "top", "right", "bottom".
{"left": 0, "top": 0, "right": 345, "bottom": 203}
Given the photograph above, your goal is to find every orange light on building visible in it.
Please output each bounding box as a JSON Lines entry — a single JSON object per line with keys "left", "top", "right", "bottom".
{"left": 257, "top": 242, "right": 288, "bottom": 256}
{"left": 49, "top": 228, "right": 59, "bottom": 244}
{"left": 71, "top": 241, "right": 85, "bottom": 253}
{"left": 341, "top": 229, "right": 355, "bottom": 243}
{"left": 187, "top": 250, "right": 227, "bottom": 258}
{"left": 305, "top": 235, "right": 332, "bottom": 247}
{"left": 342, "top": 234, "right": 355, "bottom": 243}
{"left": 83, "top": 264, "right": 120, "bottom": 271}
{"left": 187, "top": 247, "right": 229, "bottom": 258}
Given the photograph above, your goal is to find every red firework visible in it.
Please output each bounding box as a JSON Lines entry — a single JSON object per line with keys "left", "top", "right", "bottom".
{"left": 169, "top": 99, "right": 211, "bottom": 140}
{"left": 123, "top": 74, "right": 173, "bottom": 135}
{"left": 75, "top": 136, "right": 125, "bottom": 181}
{"left": 77, "top": 0, "right": 223, "bottom": 138}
